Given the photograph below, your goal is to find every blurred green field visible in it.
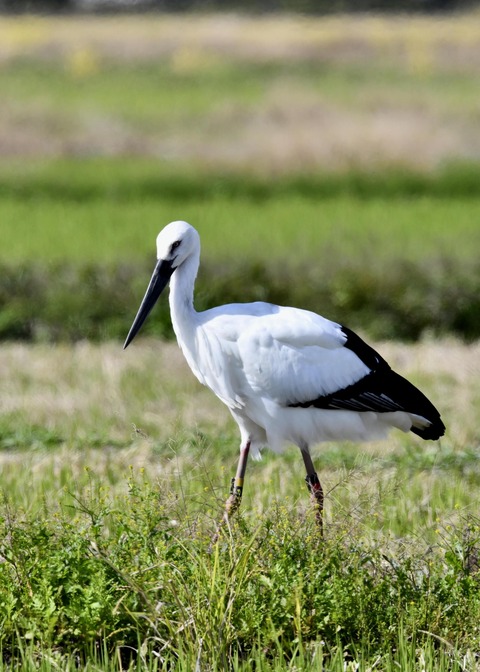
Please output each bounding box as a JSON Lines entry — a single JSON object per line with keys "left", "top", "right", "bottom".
{"left": 1, "top": 160, "right": 480, "bottom": 266}
{"left": 1, "top": 159, "right": 480, "bottom": 342}
{"left": 2, "top": 14, "right": 480, "bottom": 172}
{"left": 1, "top": 13, "right": 480, "bottom": 342}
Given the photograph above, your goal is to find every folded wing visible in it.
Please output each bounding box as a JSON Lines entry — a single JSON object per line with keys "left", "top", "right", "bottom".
{"left": 239, "top": 311, "right": 445, "bottom": 440}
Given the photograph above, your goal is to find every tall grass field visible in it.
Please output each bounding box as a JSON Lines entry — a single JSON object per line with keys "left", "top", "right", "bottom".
{"left": 0, "top": 11, "right": 480, "bottom": 671}
{"left": 1, "top": 339, "right": 480, "bottom": 670}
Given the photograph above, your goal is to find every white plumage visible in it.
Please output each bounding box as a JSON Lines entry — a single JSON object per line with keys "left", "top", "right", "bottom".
{"left": 124, "top": 220, "right": 445, "bottom": 534}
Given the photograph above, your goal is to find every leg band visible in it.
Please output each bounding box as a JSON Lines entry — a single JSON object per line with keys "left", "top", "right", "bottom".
{"left": 305, "top": 472, "right": 321, "bottom": 494}
{"left": 229, "top": 477, "right": 244, "bottom": 499}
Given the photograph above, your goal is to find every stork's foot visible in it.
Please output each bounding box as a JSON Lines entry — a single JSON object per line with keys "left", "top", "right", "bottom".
{"left": 210, "top": 477, "right": 244, "bottom": 547}
{"left": 210, "top": 442, "right": 250, "bottom": 548}
{"left": 226, "top": 477, "right": 244, "bottom": 516}
{"left": 305, "top": 472, "right": 324, "bottom": 536}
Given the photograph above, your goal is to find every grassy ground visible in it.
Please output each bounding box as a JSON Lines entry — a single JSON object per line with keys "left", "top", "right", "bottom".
{"left": 1, "top": 12, "right": 480, "bottom": 669}
{"left": 0, "top": 339, "right": 479, "bottom": 669}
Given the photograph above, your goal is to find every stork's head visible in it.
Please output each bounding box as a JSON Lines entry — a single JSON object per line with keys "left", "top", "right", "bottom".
{"left": 155, "top": 220, "right": 200, "bottom": 270}
{"left": 124, "top": 221, "right": 199, "bottom": 349}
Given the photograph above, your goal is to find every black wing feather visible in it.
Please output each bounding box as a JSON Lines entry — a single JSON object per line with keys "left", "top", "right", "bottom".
{"left": 288, "top": 325, "right": 445, "bottom": 441}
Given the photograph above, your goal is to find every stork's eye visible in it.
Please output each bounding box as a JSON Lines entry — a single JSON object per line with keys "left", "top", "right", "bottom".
{"left": 170, "top": 240, "right": 181, "bottom": 253}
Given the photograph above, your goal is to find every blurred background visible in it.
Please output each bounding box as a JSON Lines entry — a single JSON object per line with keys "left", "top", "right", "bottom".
{"left": 1, "top": 0, "right": 480, "bottom": 342}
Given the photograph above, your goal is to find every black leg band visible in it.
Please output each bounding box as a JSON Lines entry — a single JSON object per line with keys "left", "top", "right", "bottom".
{"left": 305, "top": 472, "right": 321, "bottom": 493}
{"left": 229, "top": 477, "right": 243, "bottom": 499}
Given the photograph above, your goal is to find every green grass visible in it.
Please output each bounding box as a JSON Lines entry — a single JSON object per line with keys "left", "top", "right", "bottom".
{"left": 1, "top": 14, "right": 480, "bottom": 343}
{"left": 1, "top": 160, "right": 480, "bottom": 342}
{"left": 0, "top": 340, "right": 479, "bottom": 670}
{"left": 1, "top": 159, "right": 480, "bottom": 266}
{"left": 1, "top": 61, "right": 265, "bottom": 122}
{"left": 3, "top": 59, "right": 479, "bottom": 119}
{"left": 1, "top": 14, "right": 479, "bottom": 669}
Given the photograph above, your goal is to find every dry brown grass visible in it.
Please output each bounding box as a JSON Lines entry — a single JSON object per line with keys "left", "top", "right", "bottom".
{"left": 1, "top": 13, "right": 480, "bottom": 71}
{"left": 1, "top": 13, "right": 480, "bottom": 169}
{"left": 0, "top": 84, "right": 476, "bottom": 170}
{"left": 0, "top": 338, "right": 478, "bottom": 532}
{"left": 191, "top": 86, "right": 477, "bottom": 172}
{"left": 0, "top": 340, "right": 227, "bottom": 443}
{"left": 0, "top": 337, "right": 477, "bottom": 452}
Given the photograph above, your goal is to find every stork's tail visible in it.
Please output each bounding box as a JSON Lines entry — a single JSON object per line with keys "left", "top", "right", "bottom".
{"left": 388, "top": 370, "right": 445, "bottom": 440}
{"left": 410, "top": 415, "right": 445, "bottom": 441}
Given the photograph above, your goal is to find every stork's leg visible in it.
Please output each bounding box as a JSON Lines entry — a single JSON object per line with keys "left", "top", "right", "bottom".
{"left": 211, "top": 441, "right": 251, "bottom": 545}
{"left": 300, "top": 445, "right": 324, "bottom": 535}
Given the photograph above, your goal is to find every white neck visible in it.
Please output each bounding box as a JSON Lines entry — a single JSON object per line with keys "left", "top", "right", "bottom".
{"left": 168, "top": 251, "right": 199, "bottom": 348}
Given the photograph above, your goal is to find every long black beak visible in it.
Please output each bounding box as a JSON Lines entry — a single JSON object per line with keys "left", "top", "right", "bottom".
{"left": 123, "top": 258, "right": 175, "bottom": 349}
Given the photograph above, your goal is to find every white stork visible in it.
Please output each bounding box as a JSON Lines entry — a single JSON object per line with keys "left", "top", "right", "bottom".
{"left": 124, "top": 221, "right": 445, "bottom": 537}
